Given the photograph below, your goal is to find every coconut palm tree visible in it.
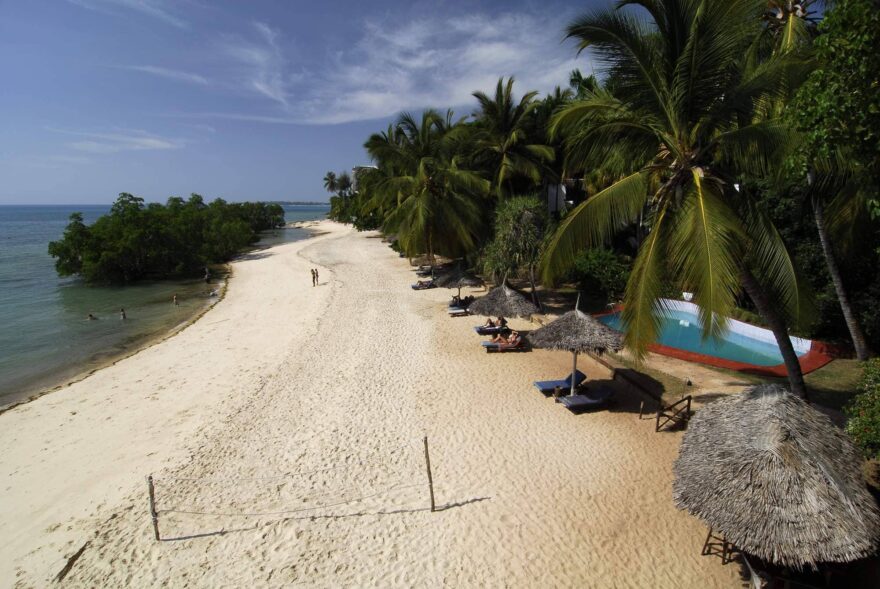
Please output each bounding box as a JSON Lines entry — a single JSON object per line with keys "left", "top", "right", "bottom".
{"left": 366, "top": 110, "right": 489, "bottom": 265}
{"left": 543, "top": 0, "right": 814, "bottom": 397}
{"left": 323, "top": 171, "right": 338, "bottom": 194}
{"left": 469, "top": 77, "right": 555, "bottom": 199}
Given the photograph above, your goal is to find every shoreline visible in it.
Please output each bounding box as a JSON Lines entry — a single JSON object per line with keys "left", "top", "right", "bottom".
{"left": 0, "top": 274, "right": 228, "bottom": 417}
{"left": 0, "top": 223, "right": 323, "bottom": 415}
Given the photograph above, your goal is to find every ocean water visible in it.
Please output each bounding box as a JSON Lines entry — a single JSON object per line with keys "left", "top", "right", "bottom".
{"left": 0, "top": 203, "right": 328, "bottom": 408}
{"left": 597, "top": 309, "right": 807, "bottom": 366}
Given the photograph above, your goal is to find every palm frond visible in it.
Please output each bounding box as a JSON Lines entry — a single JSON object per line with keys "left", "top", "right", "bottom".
{"left": 621, "top": 203, "right": 672, "bottom": 361}
{"left": 667, "top": 172, "right": 745, "bottom": 339}
{"left": 541, "top": 170, "right": 649, "bottom": 282}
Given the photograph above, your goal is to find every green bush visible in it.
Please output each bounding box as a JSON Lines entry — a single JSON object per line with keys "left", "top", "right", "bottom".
{"left": 48, "top": 193, "right": 284, "bottom": 284}
{"left": 569, "top": 248, "right": 631, "bottom": 303}
{"left": 845, "top": 359, "right": 880, "bottom": 460}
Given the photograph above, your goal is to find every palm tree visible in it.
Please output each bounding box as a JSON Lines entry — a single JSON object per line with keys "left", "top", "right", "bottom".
{"left": 336, "top": 172, "right": 352, "bottom": 197}
{"left": 469, "top": 77, "right": 555, "bottom": 199}
{"left": 323, "top": 171, "right": 338, "bottom": 194}
{"left": 366, "top": 110, "right": 489, "bottom": 265}
{"left": 543, "top": 0, "right": 813, "bottom": 397}
{"left": 807, "top": 168, "right": 873, "bottom": 359}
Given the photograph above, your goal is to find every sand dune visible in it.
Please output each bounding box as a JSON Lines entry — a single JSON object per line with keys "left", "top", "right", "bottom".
{"left": 0, "top": 222, "right": 740, "bottom": 587}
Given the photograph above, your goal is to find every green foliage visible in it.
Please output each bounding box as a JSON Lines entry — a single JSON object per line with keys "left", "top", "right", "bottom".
{"left": 482, "top": 196, "right": 548, "bottom": 281}
{"left": 48, "top": 193, "right": 284, "bottom": 284}
{"left": 568, "top": 248, "right": 630, "bottom": 303}
{"left": 542, "top": 0, "right": 811, "bottom": 361}
{"left": 845, "top": 359, "right": 880, "bottom": 459}
{"left": 795, "top": 0, "right": 880, "bottom": 183}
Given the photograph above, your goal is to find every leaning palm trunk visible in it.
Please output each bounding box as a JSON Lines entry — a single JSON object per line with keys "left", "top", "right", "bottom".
{"left": 528, "top": 264, "right": 542, "bottom": 312}
{"left": 740, "top": 269, "right": 808, "bottom": 399}
{"left": 814, "top": 198, "right": 871, "bottom": 360}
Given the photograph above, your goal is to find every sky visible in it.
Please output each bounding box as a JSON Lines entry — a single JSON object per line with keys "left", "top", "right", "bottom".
{"left": 0, "top": 0, "right": 598, "bottom": 204}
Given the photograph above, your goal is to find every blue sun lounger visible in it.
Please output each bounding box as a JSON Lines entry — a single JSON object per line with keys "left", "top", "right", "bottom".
{"left": 533, "top": 370, "right": 587, "bottom": 396}
{"left": 557, "top": 386, "right": 614, "bottom": 412}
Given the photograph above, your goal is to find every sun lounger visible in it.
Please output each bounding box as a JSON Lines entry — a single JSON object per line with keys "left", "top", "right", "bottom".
{"left": 411, "top": 281, "right": 435, "bottom": 290}
{"left": 481, "top": 338, "right": 524, "bottom": 353}
{"left": 533, "top": 370, "right": 587, "bottom": 396}
{"left": 474, "top": 325, "right": 506, "bottom": 335}
{"left": 448, "top": 306, "right": 468, "bottom": 316}
{"left": 557, "top": 386, "right": 614, "bottom": 411}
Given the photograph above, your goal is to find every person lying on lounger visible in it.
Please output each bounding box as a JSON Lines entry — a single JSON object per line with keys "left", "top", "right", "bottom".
{"left": 496, "top": 316, "right": 508, "bottom": 328}
{"left": 483, "top": 317, "right": 496, "bottom": 328}
{"left": 490, "top": 330, "right": 520, "bottom": 345}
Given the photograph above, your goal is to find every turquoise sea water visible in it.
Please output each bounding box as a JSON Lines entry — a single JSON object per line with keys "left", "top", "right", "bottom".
{"left": 0, "top": 203, "right": 328, "bottom": 407}
{"left": 597, "top": 309, "right": 807, "bottom": 366}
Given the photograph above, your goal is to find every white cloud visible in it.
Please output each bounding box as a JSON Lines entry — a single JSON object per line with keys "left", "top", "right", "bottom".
{"left": 47, "top": 127, "right": 184, "bottom": 154}
{"left": 174, "top": 8, "right": 589, "bottom": 126}
{"left": 124, "top": 65, "right": 208, "bottom": 85}
{"left": 66, "top": 0, "right": 188, "bottom": 29}
{"left": 291, "top": 11, "right": 587, "bottom": 124}
{"left": 219, "top": 21, "right": 291, "bottom": 107}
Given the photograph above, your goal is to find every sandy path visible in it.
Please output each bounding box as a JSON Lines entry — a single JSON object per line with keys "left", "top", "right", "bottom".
{"left": 1, "top": 222, "right": 741, "bottom": 588}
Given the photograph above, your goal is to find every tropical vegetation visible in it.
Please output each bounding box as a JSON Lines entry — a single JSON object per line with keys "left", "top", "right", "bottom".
{"left": 846, "top": 359, "right": 880, "bottom": 460}
{"left": 49, "top": 193, "right": 284, "bottom": 283}
{"left": 327, "top": 0, "right": 879, "bottom": 400}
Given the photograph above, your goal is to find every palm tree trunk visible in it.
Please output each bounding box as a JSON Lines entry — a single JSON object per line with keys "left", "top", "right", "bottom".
{"left": 740, "top": 268, "right": 808, "bottom": 400}
{"left": 528, "top": 264, "right": 542, "bottom": 312}
{"left": 814, "top": 197, "right": 871, "bottom": 360}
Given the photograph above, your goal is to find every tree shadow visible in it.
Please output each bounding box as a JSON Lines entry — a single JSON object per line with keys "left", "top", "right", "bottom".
{"left": 159, "top": 495, "right": 490, "bottom": 542}
{"left": 234, "top": 251, "right": 275, "bottom": 262}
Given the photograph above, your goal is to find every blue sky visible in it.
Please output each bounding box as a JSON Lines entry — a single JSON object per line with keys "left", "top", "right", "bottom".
{"left": 0, "top": 0, "right": 597, "bottom": 204}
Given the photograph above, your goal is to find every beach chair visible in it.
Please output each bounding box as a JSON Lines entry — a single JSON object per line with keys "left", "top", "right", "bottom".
{"left": 411, "top": 281, "right": 435, "bottom": 290}
{"left": 473, "top": 325, "right": 507, "bottom": 336}
{"left": 533, "top": 370, "right": 587, "bottom": 396}
{"left": 448, "top": 306, "right": 469, "bottom": 317}
{"left": 481, "top": 338, "right": 525, "bottom": 353}
{"left": 556, "top": 386, "right": 614, "bottom": 412}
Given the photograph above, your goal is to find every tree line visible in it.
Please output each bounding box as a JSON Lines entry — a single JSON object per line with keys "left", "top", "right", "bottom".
{"left": 49, "top": 193, "right": 285, "bottom": 283}
{"left": 326, "top": 0, "right": 880, "bottom": 401}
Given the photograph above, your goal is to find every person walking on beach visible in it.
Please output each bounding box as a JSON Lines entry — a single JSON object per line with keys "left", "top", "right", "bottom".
{"left": 172, "top": 294, "right": 179, "bottom": 306}
{"left": 314, "top": 268, "right": 319, "bottom": 285}
{"left": 310, "top": 268, "right": 315, "bottom": 286}
{"left": 120, "top": 308, "right": 126, "bottom": 320}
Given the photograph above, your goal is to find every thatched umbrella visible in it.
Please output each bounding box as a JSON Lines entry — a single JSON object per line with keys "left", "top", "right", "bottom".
{"left": 528, "top": 309, "right": 624, "bottom": 396}
{"left": 467, "top": 284, "right": 538, "bottom": 319}
{"left": 673, "top": 384, "right": 880, "bottom": 570}
{"left": 434, "top": 268, "right": 484, "bottom": 298}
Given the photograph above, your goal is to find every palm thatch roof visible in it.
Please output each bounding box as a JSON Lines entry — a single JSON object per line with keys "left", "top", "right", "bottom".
{"left": 528, "top": 310, "right": 623, "bottom": 355}
{"left": 467, "top": 284, "right": 538, "bottom": 318}
{"left": 433, "top": 268, "right": 484, "bottom": 289}
{"left": 673, "top": 384, "right": 880, "bottom": 569}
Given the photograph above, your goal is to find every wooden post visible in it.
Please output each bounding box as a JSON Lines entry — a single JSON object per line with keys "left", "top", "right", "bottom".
{"left": 147, "top": 475, "right": 160, "bottom": 541}
{"left": 423, "top": 436, "right": 436, "bottom": 512}
{"left": 638, "top": 401, "right": 644, "bottom": 420}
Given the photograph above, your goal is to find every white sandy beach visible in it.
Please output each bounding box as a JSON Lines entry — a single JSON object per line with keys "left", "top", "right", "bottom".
{"left": 0, "top": 221, "right": 741, "bottom": 587}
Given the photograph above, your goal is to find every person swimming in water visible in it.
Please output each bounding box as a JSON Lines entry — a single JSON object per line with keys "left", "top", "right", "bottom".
{"left": 120, "top": 308, "right": 126, "bottom": 320}
{"left": 87, "top": 313, "right": 97, "bottom": 320}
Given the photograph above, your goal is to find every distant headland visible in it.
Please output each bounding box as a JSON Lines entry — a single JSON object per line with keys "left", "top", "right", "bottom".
{"left": 268, "top": 201, "right": 330, "bottom": 206}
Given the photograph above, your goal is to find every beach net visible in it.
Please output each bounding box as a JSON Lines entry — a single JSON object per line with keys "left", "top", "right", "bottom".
{"left": 147, "top": 440, "right": 433, "bottom": 537}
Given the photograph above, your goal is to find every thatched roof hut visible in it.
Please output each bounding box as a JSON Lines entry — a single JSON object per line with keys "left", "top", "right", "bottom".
{"left": 433, "top": 268, "right": 483, "bottom": 289}
{"left": 467, "top": 285, "right": 538, "bottom": 318}
{"left": 673, "top": 384, "right": 880, "bottom": 569}
{"left": 528, "top": 310, "right": 623, "bottom": 355}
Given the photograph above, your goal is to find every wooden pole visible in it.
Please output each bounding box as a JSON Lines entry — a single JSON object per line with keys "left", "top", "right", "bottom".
{"left": 638, "top": 401, "right": 644, "bottom": 420}
{"left": 423, "top": 436, "right": 436, "bottom": 512}
{"left": 147, "top": 475, "right": 160, "bottom": 541}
